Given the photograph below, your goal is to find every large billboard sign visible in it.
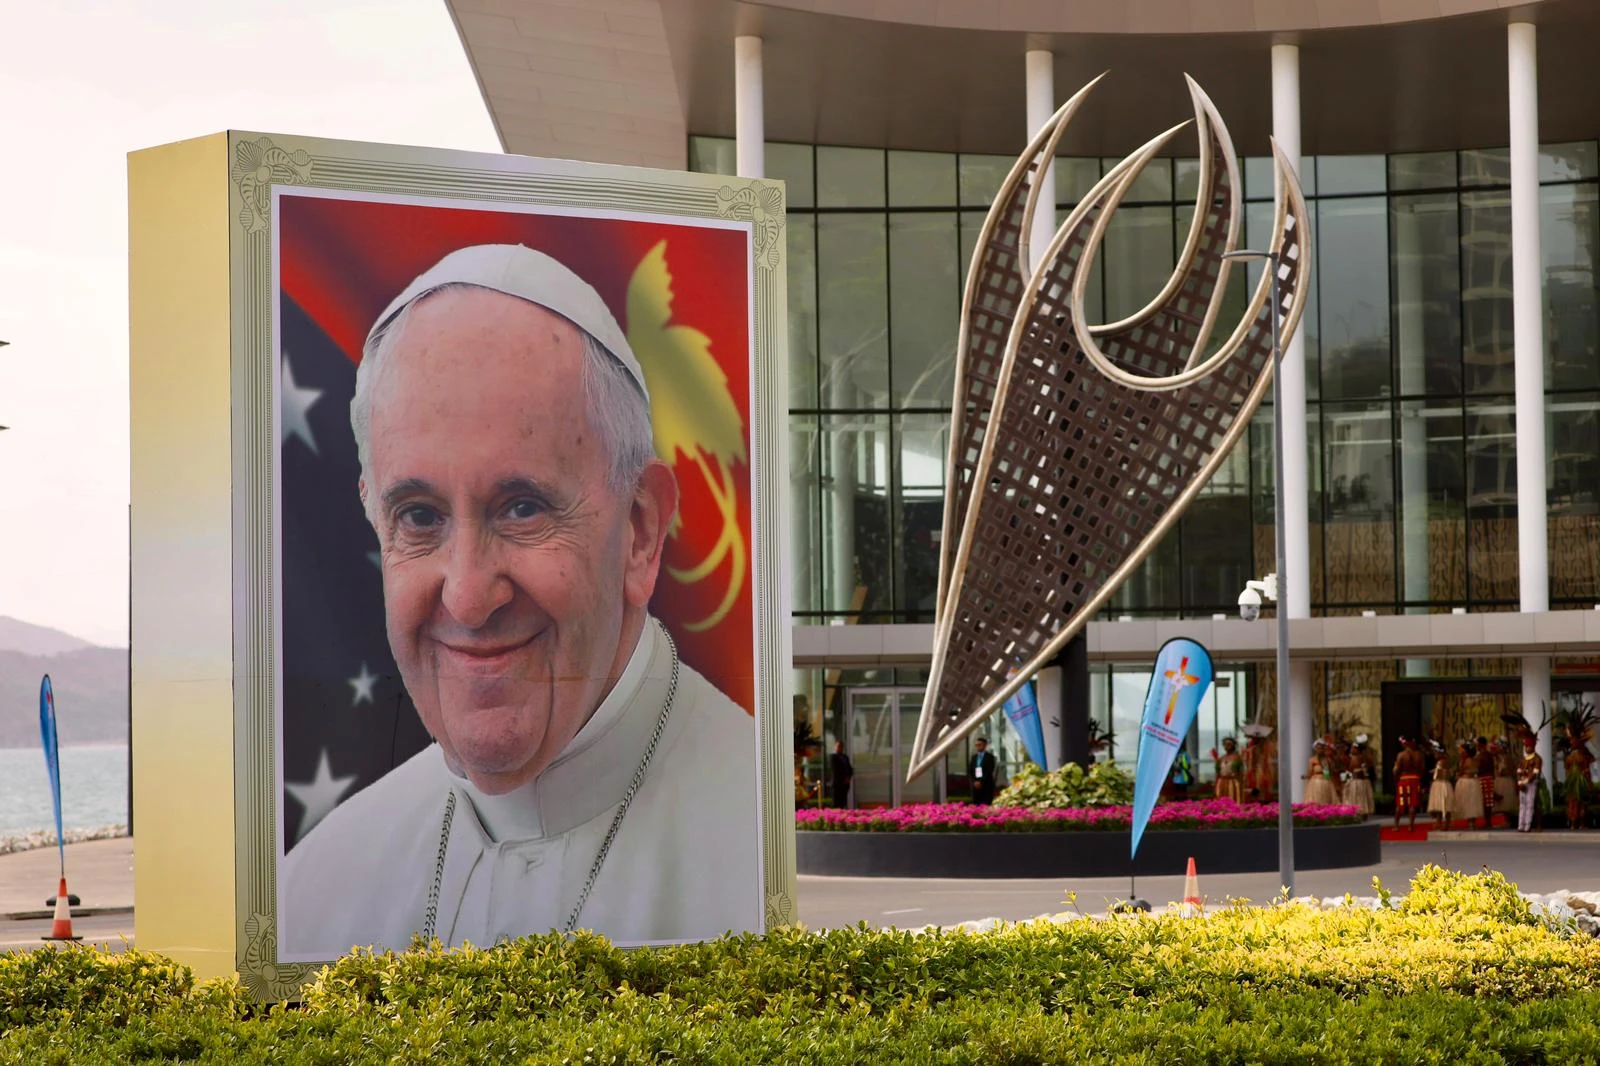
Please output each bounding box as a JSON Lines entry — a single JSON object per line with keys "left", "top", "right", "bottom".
{"left": 129, "top": 133, "right": 793, "bottom": 998}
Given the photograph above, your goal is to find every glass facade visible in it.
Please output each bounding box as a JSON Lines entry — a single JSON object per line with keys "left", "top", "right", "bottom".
{"left": 693, "top": 136, "right": 1600, "bottom": 781}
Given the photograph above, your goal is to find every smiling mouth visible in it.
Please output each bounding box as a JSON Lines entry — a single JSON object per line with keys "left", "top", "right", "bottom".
{"left": 435, "top": 631, "right": 544, "bottom": 668}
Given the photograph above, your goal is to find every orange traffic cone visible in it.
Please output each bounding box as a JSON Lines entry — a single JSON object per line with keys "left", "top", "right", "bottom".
{"left": 1181, "top": 857, "right": 1203, "bottom": 915}
{"left": 43, "top": 877, "right": 81, "bottom": 942}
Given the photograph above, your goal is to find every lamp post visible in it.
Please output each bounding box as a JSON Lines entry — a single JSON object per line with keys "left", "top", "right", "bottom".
{"left": 1221, "top": 248, "right": 1294, "bottom": 898}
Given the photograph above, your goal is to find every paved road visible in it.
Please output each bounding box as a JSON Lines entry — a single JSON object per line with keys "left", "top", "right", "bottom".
{"left": 5, "top": 834, "right": 1599, "bottom": 952}
{"left": 796, "top": 836, "right": 1600, "bottom": 929}
{"left": 0, "top": 913, "right": 132, "bottom": 953}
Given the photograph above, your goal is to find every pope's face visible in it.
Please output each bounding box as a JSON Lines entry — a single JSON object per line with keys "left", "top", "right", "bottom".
{"left": 362, "top": 288, "right": 668, "bottom": 794}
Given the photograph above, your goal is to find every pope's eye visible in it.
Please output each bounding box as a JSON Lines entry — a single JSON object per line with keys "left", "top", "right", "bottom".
{"left": 505, "top": 498, "right": 543, "bottom": 520}
{"left": 397, "top": 504, "right": 442, "bottom": 530}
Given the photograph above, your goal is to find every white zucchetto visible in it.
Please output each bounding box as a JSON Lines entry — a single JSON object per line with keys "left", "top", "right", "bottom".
{"left": 366, "top": 243, "right": 648, "bottom": 401}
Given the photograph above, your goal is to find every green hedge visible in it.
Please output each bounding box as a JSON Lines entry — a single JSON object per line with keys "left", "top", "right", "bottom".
{"left": 4, "top": 867, "right": 1600, "bottom": 1064}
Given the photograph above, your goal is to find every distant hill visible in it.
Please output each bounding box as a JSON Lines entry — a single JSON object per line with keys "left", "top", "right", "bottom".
{"left": 0, "top": 646, "right": 128, "bottom": 747}
{"left": 0, "top": 616, "right": 95, "bottom": 658}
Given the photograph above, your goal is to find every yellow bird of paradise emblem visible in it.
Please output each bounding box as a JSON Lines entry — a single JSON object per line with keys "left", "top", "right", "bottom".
{"left": 626, "top": 239, "right": 747, "bottom": 632}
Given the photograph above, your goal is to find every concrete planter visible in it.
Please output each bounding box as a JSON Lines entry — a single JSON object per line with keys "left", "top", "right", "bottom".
{"left": 796, "top": 823, "right": 1380, "bottom": 878}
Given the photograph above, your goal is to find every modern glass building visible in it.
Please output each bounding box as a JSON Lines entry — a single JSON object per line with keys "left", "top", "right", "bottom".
{"left": 444, "top": 0, "right": 1600, "bottom": 803}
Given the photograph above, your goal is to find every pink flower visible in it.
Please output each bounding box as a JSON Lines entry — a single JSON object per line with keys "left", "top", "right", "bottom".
{"left": 796, "top": 797, "right": 1362, "bottom": 833}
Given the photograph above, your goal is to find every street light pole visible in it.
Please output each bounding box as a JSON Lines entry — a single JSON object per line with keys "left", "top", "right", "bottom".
{"left": 1224, "top": 249, "right": 1294, "bottom": 898}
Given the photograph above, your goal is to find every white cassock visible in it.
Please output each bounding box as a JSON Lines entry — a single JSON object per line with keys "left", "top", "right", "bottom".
{"left": 279, "top": 617, "right": 763, "bottom": 961}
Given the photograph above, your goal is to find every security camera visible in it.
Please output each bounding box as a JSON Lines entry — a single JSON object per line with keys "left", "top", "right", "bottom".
{"left": 1238, "top": 587, "right": 1262, "bottom": 622}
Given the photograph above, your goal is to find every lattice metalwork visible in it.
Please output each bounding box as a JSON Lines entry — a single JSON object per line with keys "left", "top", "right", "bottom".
{"left": 912, "top": 77, "right": 1312, "bottom": 781}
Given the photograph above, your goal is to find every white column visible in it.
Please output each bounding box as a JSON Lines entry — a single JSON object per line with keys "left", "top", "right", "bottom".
{"left": 1509, "top": 21, "right": 1552, "bottom": 774}
{"left": 1025, "top": 49, "right": 1056, "bottom": 275}
{"left": 1273, "top": 43, "right": 1313, "bottom": 801}
{"left": 735, "top": 36, "right": 764, "bottom": 179}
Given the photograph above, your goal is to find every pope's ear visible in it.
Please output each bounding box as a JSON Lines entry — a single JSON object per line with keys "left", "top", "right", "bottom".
{"left": 623, "top": 460, "right": 680, "bottom": 609}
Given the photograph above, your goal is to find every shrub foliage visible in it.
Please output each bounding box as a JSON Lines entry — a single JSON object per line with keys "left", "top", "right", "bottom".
{"left": 993, "top": 760, "right": 1134, "bottom": 809}
{"left": 3, "top": 867, "right": 1599, "bottom": 1063}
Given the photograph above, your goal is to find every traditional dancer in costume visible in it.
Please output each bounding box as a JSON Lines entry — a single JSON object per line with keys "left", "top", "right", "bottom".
{"left": 1516, "top": 731, "right": 1544, "bottom": 833}
{"left": 1392, "top": 736, "right": 1425, "bottom": 831}
{"left": 1492, "top": 738, "right": 1518, "bottom": 819}
{"left": 1211, "top": 736, "right": 1245, "bottom": 805}
{"left": 1475, "top": 736, "right": 1497, "bottom": 826}
{"left": 1242, "top": 723, "right": 1275, "bottom": 801}
{"left": 1557, "top": 708, "right": 1595, "bottom": 830}
{"left": 1452, "top": 740, "right": 1484, "bottom": 827}
{"left": 1342, "top": 735, "right": 1376, "bottom": 817}
{"left": 1304, "top": 742, "right": 1340, "bottom": 806}
{"left": 1426, "top": 740, "right": 1456, "bottom": 828}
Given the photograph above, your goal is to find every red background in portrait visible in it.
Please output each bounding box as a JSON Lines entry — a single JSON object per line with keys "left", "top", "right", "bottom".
{"left": 277, "top": 193, "right": 757, "bottom": 715}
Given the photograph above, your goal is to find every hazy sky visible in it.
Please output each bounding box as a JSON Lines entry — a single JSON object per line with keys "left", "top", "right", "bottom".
{"left": 0, "top": 1, "right": 499, "bottom": 646}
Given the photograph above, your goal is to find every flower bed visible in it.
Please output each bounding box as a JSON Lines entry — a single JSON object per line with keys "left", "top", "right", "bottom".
{"left": 796, "top": 798, "right": 1362, "bottom": 833}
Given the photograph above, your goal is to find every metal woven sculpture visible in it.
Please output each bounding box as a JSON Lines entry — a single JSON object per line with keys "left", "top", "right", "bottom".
{"left": 909, "top": 75, "right": 1312, "bottom": 782}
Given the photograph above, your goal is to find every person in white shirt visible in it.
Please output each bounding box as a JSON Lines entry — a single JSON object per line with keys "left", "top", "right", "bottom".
{"left": 280, "top": 244, "right": 763, "bottom": 961}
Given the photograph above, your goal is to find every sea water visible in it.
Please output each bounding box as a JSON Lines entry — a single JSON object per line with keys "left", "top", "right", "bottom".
{"left": 0, "top": 745, "right": 129, "bottom": 837}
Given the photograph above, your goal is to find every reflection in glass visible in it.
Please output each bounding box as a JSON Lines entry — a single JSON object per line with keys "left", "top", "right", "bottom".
{"left": 1101, "top": 204, "right": 1174, "bottom": 322}
{"left": 889, "top": 213, "right": 959, "bottom": 408}
{"left": 895, "top": 414, "right": 949, "bottom": 622}
{"left": 767, "top": 143, "right": 814, "bottom": 208}
{"left": 818, "top": 214, "right": 889, "bottom": 408}
{"left": 820, "top": 413, "right": 892, "bottom": 618}
{"left": 958, "top": 209, "right": 985, "bottom": 290}
{"left": 1055, "top": 157, "right": 1101, "bottom": 204}
{"left": 790, "top": 416, "right": 822, "bottom": 617}
{"left": 1542, "top": 184, "right": 1600, "bottom": 391}
{"left": 1181, "top": 443, "right": 1251, "bottom": 612}
{"left": 1465, "top": 402, "right": 1519, "bottom": 603}
{"left": 1323, "top": 403, "right": 1395, "bottom": 605}
{"left": 1316, "top": 155, "right": 1386, "bottom": 196}
{"left": 888, "top": 150, "right": 955, "bottom": 207}
{"left": 787, "top": 215, "right": 819, "bottom": 410}
{"left": 1103, "top": 156, "right": 1170, "bottom": 202}
{"left": 780, "top": 134, "right": 1600, "bottom": 630}
{"left": 1392, "top": 194, "right": 1462, "bottom": 396}
{"left": 818, "top": 146, "right": 885, "bottom": 208}
{"left": 1541, "top": 142, "right": 1600, "bottom": 183}
{"left": 1389, "top": 152, "right": 1455, "bottom": 192}
{"left": 1250, "top": 407, "right": 1325, "bottom": 602}
{"left": 1397, "top": 401, "right": 1466, "bottom": 607}
{"left": 1244, "top": 156, "right": 1315, "bottom": 199}
{"left": 1461, "top": 191, "right": 1515, "bottom": 394}
{"left": 1460, "top": 148, "right": 1511, "bottom": 187}
{"left": 1109, "top": 525, "right": 1179, "bottom": 614}
{"left": 1549, "top": 394, "right": 1600, "bottom": 605}
{"left": 1175, "top": 157, "right": 1200, "bottom": 201}
{"left": 959, "top": 154, "right": 1013, "bottom": 207}
{"left": 1247, "top": 198, "right": 1319, "bottom": 400}
{"left": 1318, "top": 197, "right": 1391, "bottom": 399}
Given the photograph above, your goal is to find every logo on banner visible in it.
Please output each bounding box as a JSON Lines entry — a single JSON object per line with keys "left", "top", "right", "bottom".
{"left": 1163, "top": 658, "right": 1200, "bottom": 726}
{"left": 1130, "top": 639, "right": 1215, "bottom": 859}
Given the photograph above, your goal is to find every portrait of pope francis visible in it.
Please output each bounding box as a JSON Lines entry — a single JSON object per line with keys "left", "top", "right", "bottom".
{"left": 279, "top": 242, "right": 764, "bottom": 960}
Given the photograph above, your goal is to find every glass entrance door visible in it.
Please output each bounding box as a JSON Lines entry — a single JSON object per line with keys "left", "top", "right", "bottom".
{"left": 845, "top": 687, "right": 942, "bottom": 808}
{"left": 846, "top": 690, "right": 896, "bottom": 808}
